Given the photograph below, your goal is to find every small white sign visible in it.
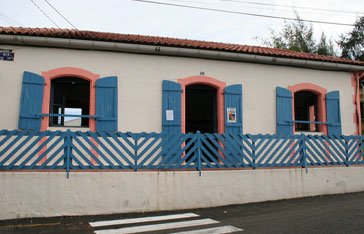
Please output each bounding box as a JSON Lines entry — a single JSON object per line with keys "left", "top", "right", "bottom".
{"left": 227, "top": 108, "right": 237, "bottom": 123}
{"left": 166, "top": 110, "right": 174, "bottom": 121}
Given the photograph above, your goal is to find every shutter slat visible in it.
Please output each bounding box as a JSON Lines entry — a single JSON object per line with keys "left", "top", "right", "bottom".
{"left": 162, "top": 80, "right": 181, "bottom": 134}
{"left": 96, "top": 76, "right": 118, "bottom": 132}
{"left": 276, "top": 87, "right": 293, "bottom": 135}
{"left": 326, "top": 91, "right": 342, "bottom": 135}
{"left": 224, "top": 84, "right": 243, "bottom": 134}
{"left": 18, "top": 71, "right": 44, "bottom": 131}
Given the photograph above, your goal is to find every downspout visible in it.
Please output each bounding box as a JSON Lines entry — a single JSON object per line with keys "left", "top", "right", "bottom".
{"left": 1, "top": 34, "right": 364, "bottom": 72}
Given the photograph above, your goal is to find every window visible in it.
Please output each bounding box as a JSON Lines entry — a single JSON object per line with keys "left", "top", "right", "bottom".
{"left": 18, "top": 67, "right": 118, "bottom": 132}
{"left": 289, "top": 83, "right": 327, "bottom": 134}
{"left": 294, "top": 91, "right": 319, "bottom": 132}
{"left": 277, "top": 83, "right": 341, "bottom": 136}
{"left": 49, "top": 77, "right": 90, "bottom": 127}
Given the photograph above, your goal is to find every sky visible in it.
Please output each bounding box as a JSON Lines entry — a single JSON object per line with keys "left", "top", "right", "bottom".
{"left": 1, "top": 0, "right": 364, "bottom": 48}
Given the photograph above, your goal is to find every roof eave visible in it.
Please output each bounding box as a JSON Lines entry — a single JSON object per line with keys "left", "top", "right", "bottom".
{"left": 1, "top": 34, "right": 363, "bottom": 72}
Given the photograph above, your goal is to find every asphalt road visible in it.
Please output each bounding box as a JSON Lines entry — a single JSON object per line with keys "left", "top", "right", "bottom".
{"left": 1, "top": 192, "right": 364, "bottom": 234}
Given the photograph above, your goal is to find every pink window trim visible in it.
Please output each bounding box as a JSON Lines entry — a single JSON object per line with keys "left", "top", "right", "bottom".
{"left": 178, "top": 76, "right": 226, "bottom": 134}
{"left": 288, "top": 83, "right": 327, "bottom": 134}
{"left": 354, "top": 72, "right": 364, "bottom": 135}
{"left": 41, "top": 67, "right": 100, "bottom": 132}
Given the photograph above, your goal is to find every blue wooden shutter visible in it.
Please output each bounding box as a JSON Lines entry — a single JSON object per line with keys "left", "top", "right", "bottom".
{"left": 162, "top": 80, "right": 182, "bottom": 133}
{"left": 18, "top": 71, "right": 44, "bottom": 131}
{"left": 326, "top": 91, "right": 342, "bottom": 135}
{"left": 96, "top": 76, "right": 118, "bottom": 132}
{"left": 224, "top": 84, "right": 243, "bottom": 134}
{"left": 276, "top": 87, "right": 293, "bottom": 135}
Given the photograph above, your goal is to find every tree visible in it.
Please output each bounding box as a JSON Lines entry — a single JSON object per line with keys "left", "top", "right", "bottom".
{"left": 263, "top": 13, "right": 336, "bottom": 56}
{"left": 338, "top": 16, "right": 364, "bottom": 61}
{"left": 317, "top": 33, "right": 335, "bottom": 56}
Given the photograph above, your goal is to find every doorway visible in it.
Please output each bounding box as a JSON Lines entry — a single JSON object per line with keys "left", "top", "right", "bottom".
{"left": 185, "top": 84, "right": 218, "bottom": 162}
{"left": 185, "top": 84, "right": 218, "bottom": 133}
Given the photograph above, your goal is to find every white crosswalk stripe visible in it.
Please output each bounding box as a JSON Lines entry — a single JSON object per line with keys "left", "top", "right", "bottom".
{"left": 90, "top": 213, "right": 199, "bottom": 227}
{"left": 171, "top": 225, "right": 243, "bottom": 234}
{"left": 90, "top": 212, "right": 243, "bottom": 234}
{"left": 94, "top": 219, "right": 218, "bottom": 234}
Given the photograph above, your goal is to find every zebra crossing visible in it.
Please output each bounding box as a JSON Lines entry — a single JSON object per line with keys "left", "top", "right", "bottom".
{"left": 89, "top": 212, "right": 243, "bottom": 234}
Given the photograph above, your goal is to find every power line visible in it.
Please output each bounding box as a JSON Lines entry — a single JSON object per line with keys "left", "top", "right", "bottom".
{"left": 131, "top": 0, "right": 355, "bottom": 26}
{"left": 0, "top": 16, "right": 13, "bottom": 26}
{"left": 217, "top": 0, "right": 364, "bottom": 15}
{"left": 165, "top": 0, "right": 349, "bottom": 17}
{"left": 43, "top": 0, "right": 78, "bottom": 29}
{"left": 0, "top": 12, "right": 23, "bottom": 27}
{"left": 30, "top": 0, "right": 60, "bottom": 28}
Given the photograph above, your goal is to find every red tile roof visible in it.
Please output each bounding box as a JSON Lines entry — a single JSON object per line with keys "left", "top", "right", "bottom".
{"left": 1, "top": 26, "right": 363, "bottom": 66}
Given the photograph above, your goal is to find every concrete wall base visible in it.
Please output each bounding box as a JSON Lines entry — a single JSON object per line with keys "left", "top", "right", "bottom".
{"left": 1, "top": 167, "right": 364, "bottom": 220}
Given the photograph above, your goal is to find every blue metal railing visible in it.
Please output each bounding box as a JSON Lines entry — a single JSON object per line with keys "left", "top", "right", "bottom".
{"left": 291, "top": 120, "right": 331, "bottom": 125}
{"left": 39, "top": 113, "right": 100, "bottom": 119}
{"left": 0, "top": 129, "right": 363, "bottom": 177}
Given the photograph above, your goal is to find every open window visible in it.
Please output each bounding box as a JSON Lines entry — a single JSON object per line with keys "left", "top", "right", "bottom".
{"left": 277, "top": 83, "right": 341, "bottom": 135}
{"left": 49, "top": 77, "right": 90, "bottom": 128}
{"left": 19, "top": 68, "right": 118, "bottom": 132}
{"left": 294, "top": 91, "right": 319, "bottom": 132}
{"left": 289, "top": 83, "right": 327, "bottom": 134}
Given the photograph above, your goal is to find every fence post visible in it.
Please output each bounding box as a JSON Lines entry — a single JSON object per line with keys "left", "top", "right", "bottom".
{"left": 65, "top": 129, "right": 72, "bottom": 179}
{"left": 251, "top": 135, "right": 256, "bottom": 169}
{"left": 300, "top": 134, "right": 308, "bottom": 172}
{"left": 344, "top": 136, "right": 350, "bottom": 167}
{"left": 196, "top": 131, "right": 202, "bottom": 176}
{"left": 133, "top": 133, "right": 138, "bottom": 172}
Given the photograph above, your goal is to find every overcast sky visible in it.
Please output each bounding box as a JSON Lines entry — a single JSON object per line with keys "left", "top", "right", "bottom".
{"left": 1, "top": 0, "right": 363, "bottom": 47}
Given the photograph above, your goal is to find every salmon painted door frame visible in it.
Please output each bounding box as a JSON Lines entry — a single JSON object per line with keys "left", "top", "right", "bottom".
{"left": 353, "top": 72, "right": 364, "bottom": 135}
{"left": 288, "top": 83, "right": 327, "bottom": 134}
{"left": 178, "top": 76, "right": 226, "bottom": 134}
{"left": 41, "top": 67, "right": 100, "bottom": 131}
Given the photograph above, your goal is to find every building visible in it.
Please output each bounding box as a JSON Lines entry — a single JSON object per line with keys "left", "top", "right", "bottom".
{"left": 1, "top": 27, "right": 364, "bottom": 220}
{"left": 1, "top": 27, "right": 364, "bottom": 135}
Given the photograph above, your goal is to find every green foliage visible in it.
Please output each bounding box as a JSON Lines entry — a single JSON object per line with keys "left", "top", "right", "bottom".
{"left": 263, "top": 13, "right": 336, "bottom": 56}
{"left": 317, "top": 33, "right": 335, "bottom": 56}
{"left": 339, "top": 16, "right": 364, "bottom": 61}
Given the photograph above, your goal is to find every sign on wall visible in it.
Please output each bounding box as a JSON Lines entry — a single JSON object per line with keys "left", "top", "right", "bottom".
{"left": 227, "top": 107, "right": 237, "bottom": 123}
{"left": 166, "top": 110, "right": 174, "bottom": 121}
{"left": 0, "top": 49, "right": 14, "bottom": 61}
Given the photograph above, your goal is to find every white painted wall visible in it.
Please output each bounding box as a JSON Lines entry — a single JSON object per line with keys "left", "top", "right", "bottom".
{"left": 0, "top": 45, "right": 356, "bottom": 134}
{"left": 1, "top": 167, "right": 364, "bottom": 220}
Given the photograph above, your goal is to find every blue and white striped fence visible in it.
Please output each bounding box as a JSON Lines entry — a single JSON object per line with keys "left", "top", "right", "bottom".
{"left": 0, "top": 129, "right": 363, "bottom": 177}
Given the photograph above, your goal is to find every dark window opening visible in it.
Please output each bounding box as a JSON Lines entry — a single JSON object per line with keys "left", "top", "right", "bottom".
{"left": 186, "top": 84, "right": 217, "bottom": 133}
{"left": 294, "top": 91, "right": 319, "bottom": 132}
{"left": 49, "top": 77, "right": 90, "bottom": 127}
